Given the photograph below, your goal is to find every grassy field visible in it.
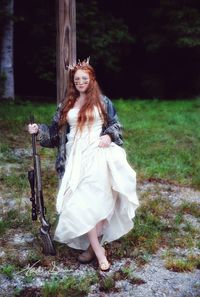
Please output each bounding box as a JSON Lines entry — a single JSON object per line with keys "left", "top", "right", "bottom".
{"left": 0, "top": 98, "right": 200, "bottom": 296}
{"left": 115, "top": 98, "right": 200, "bottom": 188}
{"left": 1, "top": 98, "right": 199, "bottom": 188}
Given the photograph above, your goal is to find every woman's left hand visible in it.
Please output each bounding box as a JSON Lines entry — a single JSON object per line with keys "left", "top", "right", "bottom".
{"left": 99, "top": 135, "right": 112, "bottom": 148}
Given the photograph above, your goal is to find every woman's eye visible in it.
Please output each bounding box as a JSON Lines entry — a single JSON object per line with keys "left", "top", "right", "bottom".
{"left": 74, "top": 77, "right": 88, "bottom": 81}
{"left": 74, "top": 77, "right": 89, "bottom": 85}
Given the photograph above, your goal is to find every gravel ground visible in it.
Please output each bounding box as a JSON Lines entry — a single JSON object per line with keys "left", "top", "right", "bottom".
{"left": 0, "top": 251, "right": 199, "bottom": 297}
{"left": 88, "top": 254, "right": 200, "bottom": 297}
{"left": 0, "top": 181, "right": 200, "bottom": 296}
{"left": 138, "top": 181, "right": 200, "bottom": 206}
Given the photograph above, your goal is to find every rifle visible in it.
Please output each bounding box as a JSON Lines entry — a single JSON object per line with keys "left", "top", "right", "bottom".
{"left": 28, "top": 115, "right": 56, "bottom": 256}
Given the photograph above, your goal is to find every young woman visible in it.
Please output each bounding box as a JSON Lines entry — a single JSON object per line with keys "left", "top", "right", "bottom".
{"left": 28, "top": 58, "right": 139, "bottom": 271}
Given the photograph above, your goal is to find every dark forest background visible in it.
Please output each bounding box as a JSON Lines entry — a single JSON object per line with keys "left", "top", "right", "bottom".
{"left": 10, "top": 0, "right": 200, "bottom": 99}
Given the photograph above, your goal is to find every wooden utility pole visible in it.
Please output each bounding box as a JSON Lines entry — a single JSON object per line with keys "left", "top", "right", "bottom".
{"left": 56, "top": 0, "right": 76, "bottom": 104}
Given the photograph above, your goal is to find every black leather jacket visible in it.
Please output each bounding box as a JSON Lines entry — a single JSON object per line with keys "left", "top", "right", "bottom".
{"left": 38, "top": 96, "right": 123, "bottom": 178}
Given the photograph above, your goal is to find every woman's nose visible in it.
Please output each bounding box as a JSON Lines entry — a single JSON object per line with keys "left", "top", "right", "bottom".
{"left": 79, "top": 78, "right": 85, "bottom": 84}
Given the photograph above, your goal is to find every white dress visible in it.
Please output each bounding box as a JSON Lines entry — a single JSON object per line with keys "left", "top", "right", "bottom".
{"left": 54, "top": 106, "right": 139, "bottom": 250}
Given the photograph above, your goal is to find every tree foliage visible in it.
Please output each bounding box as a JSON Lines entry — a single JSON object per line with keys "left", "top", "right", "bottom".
{"left": 2, "top": 0, "right": 200, "bottom": 98}
{"left": 14, "top": 0, "right": 56, "bottom": 96}
{"left": 139, "top": 1, "right": 200, "bottom": 52}
{"left": 76, "top": 0, "right": 135, "bottom": 72}
{"left": 132, "top": 0, "right": 200, "bottom": 98}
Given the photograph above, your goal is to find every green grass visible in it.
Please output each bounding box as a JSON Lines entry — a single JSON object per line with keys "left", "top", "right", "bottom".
{"left": 0, "top": 100, "right": 57, "bottom": 153}
{"left": 0, "top": 264, "right": 16, "bottom": 279}
{"left": 179, "top": 201, "right": 200, "bottom": 218}
{"left": 0, "top": 100, "right": 56, "bottom": 127}
{"left": 42, "top": 273, "right": 98, "bottom": 297}
{"left": 165, "top": 257, "right": 195, "bottom": 272}
{"left": 109, "top": 193, "right": 200, "bottom": 262}
{"left": 0, "top": 98, "right": 199, "bottom": 255}
{"left": 114, "top": 98, "right": 200, "bottom": 188}
{"left": 0, "top": 102, "right": 199, "bottom": 211}
{"left": 0, "top": 98, "right": 200, "bottom": 187}
{"left": 0, "top": 98, "right": 199, "bottom": 293}
{"left": 99, "top": 276, "right": 115, "bottom": 293}
{"left": 0, "top": 209, "right": 36, "bottom": 237}
{"left": 0, "top": 219, "right": 9, "bottom": 236}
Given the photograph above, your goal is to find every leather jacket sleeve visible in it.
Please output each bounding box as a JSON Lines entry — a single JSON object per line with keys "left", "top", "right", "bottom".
{"left": 101, "top": 96, "right": 123, "bottom": 146}
{"left": 37, "top": 103, "right": 61, "bottom": 148}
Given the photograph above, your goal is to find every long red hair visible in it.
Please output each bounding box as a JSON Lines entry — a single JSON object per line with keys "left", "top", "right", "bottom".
{"left": 59, "top": 64, "right": 107, "bottom": 132}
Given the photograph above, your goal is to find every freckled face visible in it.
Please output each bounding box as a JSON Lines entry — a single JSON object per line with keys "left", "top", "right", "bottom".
{"left": 74, "top": 69, "right": 90, "bottom": 93}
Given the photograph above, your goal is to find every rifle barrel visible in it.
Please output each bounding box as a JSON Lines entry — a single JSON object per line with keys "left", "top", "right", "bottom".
{"left": 28, "top": 114, "right": 56, "bottom": 256}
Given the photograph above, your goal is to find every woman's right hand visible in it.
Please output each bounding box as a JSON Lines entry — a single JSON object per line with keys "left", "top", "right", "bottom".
{"left": 28, "top": 123, "right": 39, "bottom": 134}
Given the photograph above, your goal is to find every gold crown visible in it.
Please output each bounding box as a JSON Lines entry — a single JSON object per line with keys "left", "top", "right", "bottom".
{"left": 64, "top": 57, "right": 90, "bottom": 70}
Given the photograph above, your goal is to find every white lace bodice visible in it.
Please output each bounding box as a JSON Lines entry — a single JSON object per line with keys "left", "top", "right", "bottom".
{"left": 67, "top": 106, "right": 104, "bottom": 143}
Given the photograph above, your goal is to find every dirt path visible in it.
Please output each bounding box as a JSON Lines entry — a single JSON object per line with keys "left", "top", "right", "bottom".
{"left": 0, "top": 180, "right": 200, "bottom": 296}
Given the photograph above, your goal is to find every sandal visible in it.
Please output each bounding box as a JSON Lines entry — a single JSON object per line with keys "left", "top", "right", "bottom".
{"left": 98, "top": 247, "right": 111, "bottom": 272}
{"left": 99, "top": 258, "right": 111, "bottom": 271}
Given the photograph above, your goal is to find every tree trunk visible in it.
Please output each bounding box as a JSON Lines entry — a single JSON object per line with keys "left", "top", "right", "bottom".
{"left": 56, "top": 0, "right": 76, "bottom": 104}
{"left": 0, "top": 0, "right": 15, "bottom": 100}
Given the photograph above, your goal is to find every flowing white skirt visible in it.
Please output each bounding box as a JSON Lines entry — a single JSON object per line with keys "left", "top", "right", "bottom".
{"left": 54, "top": 109, "right": 139, "bottom": 250}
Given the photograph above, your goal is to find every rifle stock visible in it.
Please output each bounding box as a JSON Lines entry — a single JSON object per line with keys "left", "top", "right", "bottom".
{"left": 28, "top": 115, "right": 56, "bottom": 256}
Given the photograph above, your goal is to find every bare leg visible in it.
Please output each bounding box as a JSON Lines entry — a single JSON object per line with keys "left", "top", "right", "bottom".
{"left": 77, "top": 221, "right": 104, "bottom": 264}
{"left": 79, "top": 220, "right": 110, "bottom": 270}
{"left": 87, "top": 225, "right": 107, "bottom": 264}
{"left": 96, "top": 220, "right": 104, "bottom": 237}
